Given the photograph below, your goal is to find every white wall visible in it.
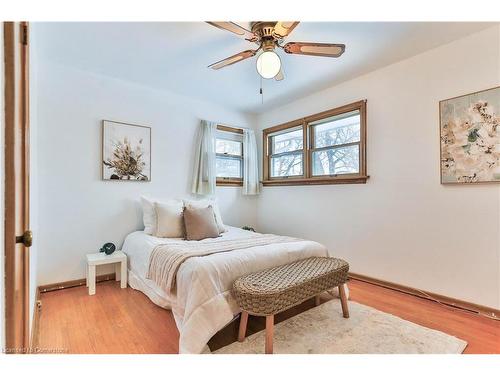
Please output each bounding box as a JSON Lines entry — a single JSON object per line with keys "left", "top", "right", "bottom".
{"left": 255, "top": 26, "right": 500, "bottom": 309}
{"left": 34, "top": 25, "right": 500, "bottom": 309}
{"left": 36, "top": 60, "right": 258, "bottom": 285}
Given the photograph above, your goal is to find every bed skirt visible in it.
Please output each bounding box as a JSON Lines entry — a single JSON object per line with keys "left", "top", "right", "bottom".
{"left": 128, "top": 269, "right": 173, "bottom": 310}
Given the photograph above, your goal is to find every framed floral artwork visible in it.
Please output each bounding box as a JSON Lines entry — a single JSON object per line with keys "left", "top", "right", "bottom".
{"left": 102, "top": 120, "right": 151, "bottom": 181}
{"left": 439, "top": 86, "right": 500, "bottom": 184}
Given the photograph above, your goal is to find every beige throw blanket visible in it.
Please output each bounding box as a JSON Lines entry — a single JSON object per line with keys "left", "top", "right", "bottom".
{"left": 147, "top": 234, "right": 302, "bottom": 293}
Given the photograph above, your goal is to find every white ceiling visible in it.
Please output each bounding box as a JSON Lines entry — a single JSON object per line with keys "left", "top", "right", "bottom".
{"left": 35, "top": 22, "right": 495, "bottom": 114}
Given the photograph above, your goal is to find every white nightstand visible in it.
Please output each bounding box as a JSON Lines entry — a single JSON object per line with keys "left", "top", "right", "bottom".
{"left": 86, "top": 251, "right": 127, "bottom": 295}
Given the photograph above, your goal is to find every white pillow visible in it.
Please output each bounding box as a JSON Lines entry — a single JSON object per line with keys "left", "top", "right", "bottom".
{"left": 141, "top": 196, "right": 183, "bottom": 235}
{"left": 154, "top": 200, "right": 185, "bottom": 238}
{"left": 183, "top": 199, "right": 226, "bottom": 233}
{"left": 141, "top": 196, "right": 156, "bottom": 235}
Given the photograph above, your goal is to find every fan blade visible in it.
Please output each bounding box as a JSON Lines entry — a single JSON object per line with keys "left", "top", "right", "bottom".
{"left": 273, "top": 21, "right": 299, "bottom": 38}
{"left": 206, "top": 22, "right": 258, "bottom": 42}
{"left": 275, "top": 69, "right": 284, "bottom": 81}
{"left": 283, "top": 42, "right": 345, "bottom": 57}
{"left": 208, "top": 50, "right": 257, "bottom": 70}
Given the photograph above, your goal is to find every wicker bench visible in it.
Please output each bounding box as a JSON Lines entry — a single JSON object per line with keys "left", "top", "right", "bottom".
{"left": 232, "top": 256, "right": 349, "bottom": 354}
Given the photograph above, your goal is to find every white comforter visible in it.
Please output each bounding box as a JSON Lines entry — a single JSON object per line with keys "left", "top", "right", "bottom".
{"left": 122, "top": 226, "right": 331, "bottom": 354}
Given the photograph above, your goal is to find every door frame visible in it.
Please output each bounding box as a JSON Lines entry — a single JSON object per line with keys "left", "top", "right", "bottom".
{"left": 4, "top": 21, "right": 31, "bottom": 353}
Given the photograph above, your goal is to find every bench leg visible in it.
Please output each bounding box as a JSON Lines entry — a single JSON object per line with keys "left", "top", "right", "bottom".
{"left": 238, "top": 311, "right": 248, "bottom": 342}
{"left": 338, "top": 283, "right": 349, "bottom": 318}
{"left": 265, "top": 315, "right": 274, "bottom": 354}
{"left": 315, "top": 295, "right": 321, "bottom": 306}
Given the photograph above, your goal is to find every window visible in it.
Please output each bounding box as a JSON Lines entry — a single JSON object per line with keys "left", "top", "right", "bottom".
{"left": 310, "top": 110, "right": 361, "bottom": 176}
{"left": 216, "top": 125, "right": 243, "bottom": 186}
{"left": 269, "top": 126, "right": 303, "bottom": 178}
{"left": 263, "top": 100, "right": 367, "bottom": 186}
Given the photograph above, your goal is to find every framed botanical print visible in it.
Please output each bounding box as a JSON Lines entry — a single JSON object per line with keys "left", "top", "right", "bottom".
{"left": 440, "top": 86, "right": 500, "bottom": 184}
{"left": 102, "top": 120, "right": 151, "bottom": 181}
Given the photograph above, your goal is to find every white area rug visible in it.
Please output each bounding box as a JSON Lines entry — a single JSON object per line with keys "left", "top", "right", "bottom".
{"left": 213, "top": 300, "right": 467, "bottom": 354}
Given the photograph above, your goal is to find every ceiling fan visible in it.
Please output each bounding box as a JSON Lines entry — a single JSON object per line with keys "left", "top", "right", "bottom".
{"left": 206, "top": 21, "right": 345, "bottom": 81}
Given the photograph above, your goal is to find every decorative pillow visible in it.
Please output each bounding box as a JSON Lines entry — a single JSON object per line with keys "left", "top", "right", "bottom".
{"left": 141, "top": 196, "right": 156, "bottom": 235}
{"left": 183, "top": 199, "right": 226, "bottom": 233}
{"left": 183, "top": 205, "right": 220, "bottom": 241}
{"left": 154, "top": 200, "right": 185, "bottom": 238}
{"left": 141, "top": 197, "right": 184, "bottom": 236}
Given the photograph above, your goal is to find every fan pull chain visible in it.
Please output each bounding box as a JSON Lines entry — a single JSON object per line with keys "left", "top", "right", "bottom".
{"left": 260, "top": 76, "right": 264, "bottom": 104}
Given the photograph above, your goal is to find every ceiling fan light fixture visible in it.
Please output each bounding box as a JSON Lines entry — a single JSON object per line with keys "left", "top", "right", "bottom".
{"left": 256, "top": 51, "right": 281, "bottom": 79}
{"left": 206, "top": 21, "right": 345, "bottom": 81}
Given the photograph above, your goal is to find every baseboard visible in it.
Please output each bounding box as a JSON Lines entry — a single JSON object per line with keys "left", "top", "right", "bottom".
{"left": 38, "top": 273, "right": 117, "bottom": 293}
{"left": 30, "top": 287, "right": 41, "bottom": 351}
{"left": 349, "top": 272, "right": 500, "bottom": 320}
{"left": 38, "top": 271, "right": 499, "bottom": 319}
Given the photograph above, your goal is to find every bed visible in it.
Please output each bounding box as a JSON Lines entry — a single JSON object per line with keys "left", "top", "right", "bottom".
{"left": 122, "top": 225, "right": 333, "bottom": 354}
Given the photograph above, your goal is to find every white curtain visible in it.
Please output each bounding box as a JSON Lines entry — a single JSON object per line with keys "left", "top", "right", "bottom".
{"left": 191, "top": 120, "right": 217, "bottom": 196}
{"left": 242, "top": 128, "right": 261, "bottom": 195}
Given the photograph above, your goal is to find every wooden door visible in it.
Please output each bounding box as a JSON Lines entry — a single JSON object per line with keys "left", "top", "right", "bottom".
{"left": 4, "top": 21, "right": 32, "bottom": 353}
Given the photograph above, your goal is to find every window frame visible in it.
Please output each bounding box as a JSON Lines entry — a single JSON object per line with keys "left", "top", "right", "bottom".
{"left": 268, "top": 123, "right": 305, "bottom": 180}
{"left": 262, "top": 100, "right": 368, "bottom": 186}
{"left": 216, "top": 125, "right": 244, "bottom": 187}
{"left": 265, "top": 119, "right": 306, "bottom": 182}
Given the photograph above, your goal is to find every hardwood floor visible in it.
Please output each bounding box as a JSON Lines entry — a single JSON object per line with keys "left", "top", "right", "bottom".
{"left": 36, "top": 279, "right": 500, "bottom": 354}
{"left": 37, "top": 280, "right": 179, "bottom": 353}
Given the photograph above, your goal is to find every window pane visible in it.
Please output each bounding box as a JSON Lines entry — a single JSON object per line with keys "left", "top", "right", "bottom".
{"left": 216, "top": 156, "right": 242, "bottom": 178}
{"left": 312, "top": 145, "right": 359, "bottom": 176}
{"left": 271, "top": 153, "right": 303, "bottom": 177}
{"left": 216, "top": 139, "right": 242, "bottom": 156}
{"left": 313, "top": 111, "right": 360, "bottom": 148}
{"left": 271, "top": 128, "right": 303, "bottom": 155}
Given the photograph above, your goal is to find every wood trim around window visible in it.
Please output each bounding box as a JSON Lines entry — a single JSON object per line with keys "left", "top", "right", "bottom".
{"left": 217, "top": 124, "right": 243, "bottom": 135}
{"left": 262, "top": 100, "right": 369, "bottom": 186}
{"left": 216, "top": 125, "right": 243, "bottom": 187}
{"left": 216, "top": 177, "right": 243, "bottom": 187}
